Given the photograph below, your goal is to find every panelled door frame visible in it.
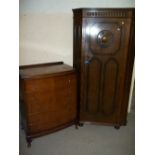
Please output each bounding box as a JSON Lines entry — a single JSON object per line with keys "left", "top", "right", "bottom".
{"left": 80, "top": 17, "right": 132, "bottom": 124}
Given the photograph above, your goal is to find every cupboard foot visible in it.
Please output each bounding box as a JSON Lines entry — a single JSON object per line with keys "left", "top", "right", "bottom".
{"left": 114, "top": 125, "right": 120, "bottom": 130}
{"left": 78, "top": 122, "right": 84, "bottom": 127}
{"left": 75, "top": 124, "right": 78, "bottom": 129}
{"left": 75, "top": 122, "right": 84, "bottom": 129}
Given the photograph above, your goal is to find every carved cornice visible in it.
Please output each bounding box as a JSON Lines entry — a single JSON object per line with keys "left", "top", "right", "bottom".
{"left": 85, "top": 11, "right": 127, "bottom": 18}
{"left": 73, "top": 8, "right": 134, "bottom": 18}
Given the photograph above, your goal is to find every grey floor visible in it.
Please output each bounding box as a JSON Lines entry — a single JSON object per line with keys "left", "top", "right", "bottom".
{"left": 19, "top": 109, "right": 135, "bottom": 155}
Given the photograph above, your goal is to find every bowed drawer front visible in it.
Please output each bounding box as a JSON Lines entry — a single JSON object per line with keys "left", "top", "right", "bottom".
{"left": 19, "top": 62, "right": 77, "bottom": 146}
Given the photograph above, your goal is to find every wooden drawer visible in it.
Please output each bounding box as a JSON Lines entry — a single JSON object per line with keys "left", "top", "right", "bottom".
{"left": 24, "top": 74, "right": 76, "bottom": 114}
{"left": 19, "top": 62, "right": 78, "bottom": 145}
{"left": 27, "top": 109, "right": 76, "bottom": 134}
{"left": 24, "top": 78, "right": 54, "bottom": 93}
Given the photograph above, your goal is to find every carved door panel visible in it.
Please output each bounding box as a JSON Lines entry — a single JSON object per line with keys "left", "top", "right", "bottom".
{"left": 80, "top": 18, "right": 132, "bottom": 124}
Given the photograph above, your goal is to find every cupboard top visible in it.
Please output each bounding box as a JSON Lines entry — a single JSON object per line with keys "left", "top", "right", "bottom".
{"left": 19, "top": 62, "right": 75, "bottom": 79}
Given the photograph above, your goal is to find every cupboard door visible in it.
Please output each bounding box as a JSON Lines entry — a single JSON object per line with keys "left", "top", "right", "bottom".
{"left": 24, "top": 74, "right": 77, "bottom": 134}
{"left": 80, "top": 18, "right": 132, "bottom": 124}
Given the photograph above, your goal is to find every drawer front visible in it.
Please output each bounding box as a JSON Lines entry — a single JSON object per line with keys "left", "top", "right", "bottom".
{"left": 27, "top": 109, "right": 76, "bottom": 134}
{"left": 23, "top": 73, "right": 77, "bottom": 134}
{"left": 24, "top": 78, "right": 54, "bottom": 93}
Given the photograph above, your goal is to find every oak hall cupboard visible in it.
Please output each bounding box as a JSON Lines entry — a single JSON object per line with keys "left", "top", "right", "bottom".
{"left": 73, "top": 8, "right": 135, "bottom": 128}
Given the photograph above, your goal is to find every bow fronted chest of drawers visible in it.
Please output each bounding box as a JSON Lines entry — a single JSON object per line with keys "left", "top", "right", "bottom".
{"left": 19, "top": 62, "right": 77, "bottom": 146}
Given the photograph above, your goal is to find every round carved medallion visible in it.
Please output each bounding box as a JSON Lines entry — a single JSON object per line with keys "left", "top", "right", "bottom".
{"left": 97, "top": 30, "right": 114, "bottom": 48}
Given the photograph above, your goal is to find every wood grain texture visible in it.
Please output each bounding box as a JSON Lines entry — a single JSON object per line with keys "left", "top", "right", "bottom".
{"left": 19, "top": 62, "right": 77, "bottom": 145}
{"left": 73, "top": 8, "right": 135, "bottom": 127}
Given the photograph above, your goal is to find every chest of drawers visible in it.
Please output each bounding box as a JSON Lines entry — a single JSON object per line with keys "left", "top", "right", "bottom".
{"left": 19, "top": 62, "right": 77, "bottom": 146}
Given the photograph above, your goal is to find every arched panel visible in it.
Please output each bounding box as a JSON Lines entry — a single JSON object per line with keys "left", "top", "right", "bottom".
{"left": 102, "top": 59, "right": 119, "bottom": 115}
{"left": 86, "top": 58, "right": 101, "bottom": 114}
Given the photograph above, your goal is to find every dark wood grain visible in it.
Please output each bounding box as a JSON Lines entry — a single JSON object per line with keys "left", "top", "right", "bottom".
{"left": 73, "top": 8, "right": 135, "bottom": 127}
{"left": 19, "top": 62, "right": 77, "bottom": 146}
